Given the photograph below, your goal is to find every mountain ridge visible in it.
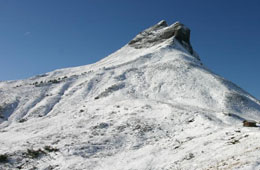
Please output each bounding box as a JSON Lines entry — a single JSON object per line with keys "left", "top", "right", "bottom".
{"left": 0, "top": 20, "right": 260, "bottom": 170}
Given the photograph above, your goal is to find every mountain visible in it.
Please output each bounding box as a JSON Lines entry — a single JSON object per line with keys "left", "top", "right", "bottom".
{"left": 1, "top": 20, "right": 260, "bottom": 170}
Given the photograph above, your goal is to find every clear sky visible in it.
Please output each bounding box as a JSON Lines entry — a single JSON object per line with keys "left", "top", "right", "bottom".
{"left": 0, "top": 0, "right": 259, "bottom": 99}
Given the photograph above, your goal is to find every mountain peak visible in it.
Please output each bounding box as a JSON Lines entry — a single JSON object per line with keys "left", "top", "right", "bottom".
{"left": 128, "top": 20, "right": 194, "bottom": 55}
{"left": 1, "top": 19, "right": 260, "bottom": 170}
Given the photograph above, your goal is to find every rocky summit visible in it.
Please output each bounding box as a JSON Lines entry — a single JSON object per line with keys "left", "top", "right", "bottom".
{"left": 129, "top": 20, "right": 194, "bottom": 56}
{"left": 0, "top": 20, "right": 260, "bottom": 170}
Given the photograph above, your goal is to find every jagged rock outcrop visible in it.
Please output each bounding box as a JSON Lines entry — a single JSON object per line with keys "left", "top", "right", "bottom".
{"left": 129, "top": 20, "right": 194, "bottom": 56}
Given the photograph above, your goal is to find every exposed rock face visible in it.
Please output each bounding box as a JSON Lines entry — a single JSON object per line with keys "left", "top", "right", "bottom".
{"left": 128, "top": 20, "right": 168, "bottom": 48}
{"left": 129, "top": 20, "right": 194, "bottom": 56}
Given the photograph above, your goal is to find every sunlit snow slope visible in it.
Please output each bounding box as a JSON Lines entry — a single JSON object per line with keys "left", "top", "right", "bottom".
{"left": 1, "top": 20, "right": 260, "bottom": 170}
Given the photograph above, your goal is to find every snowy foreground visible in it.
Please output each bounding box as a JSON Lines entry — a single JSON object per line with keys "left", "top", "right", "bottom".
{"left": 1, "top": 21, "right": 260, "bottom": 170}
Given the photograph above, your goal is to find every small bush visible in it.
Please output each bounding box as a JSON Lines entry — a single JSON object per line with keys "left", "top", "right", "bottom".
{"left": 35, "top": 81, "right": 44, "bottom": 87}
{"left": 48, "top": 79, "right": 60, "bottom": 84}
{"left": 230, "top": 139, "right": 240, "bottom": 145}
{"left": 19, "top": 119, "right": 27, "bottom": 123}
{"left": 0, "top": 106, "right": 4, "bottom": 119}
{"left": 26, "top": 149, "right": 46, "bottom": 159}
{"left": 93, "top": 122, "right": 109, "bottom": 129}
{"left": 0, "top": 154, "right": 8, "bottom": 163}
{"left": 44, "top": 146, "right": 59, "bottom": 152}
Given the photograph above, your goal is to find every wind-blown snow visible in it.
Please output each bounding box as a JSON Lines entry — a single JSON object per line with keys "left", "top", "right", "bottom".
{"left": 0, "top": 21, "right": 260, "bottom": 170}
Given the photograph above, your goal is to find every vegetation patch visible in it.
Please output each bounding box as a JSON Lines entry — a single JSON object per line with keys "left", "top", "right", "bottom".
{"left": 44, "top": 146, "right": 59, "bottom": 152}
{"left": 93, "top": 122, "right": 109, "bottom": 129}
{"left": 94, "top": 83, "right": 125, "bottom": 99}
{"left": 229, "top": 139, "right": 240, "bottom": 145}
{"left": 33, "top": 76, "right": 68, "bottom": 87}
{"left": 0, "top": 154, "right": 8, "bottom": 163}
{"left": 26, "top": 149, "right": 46, "bottom": 159}
{"left": 19, "top": 118, "right": 27, "bottom": 123}
{"left": 0, "top": 106, "right": 4, "bottom": 119}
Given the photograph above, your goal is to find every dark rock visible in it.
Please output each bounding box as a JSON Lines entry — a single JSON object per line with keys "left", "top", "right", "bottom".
{"left": 128, "top": 20, "right": 195, "bottom": 56}
{"left": 173, "top": 22, "right": 191, "bottom": 44}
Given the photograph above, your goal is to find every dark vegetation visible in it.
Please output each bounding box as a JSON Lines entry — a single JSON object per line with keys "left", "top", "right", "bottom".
{"left": 0, "top": 106, "right": 4, "bottom": 119}
{"left": 26, "top": 146, "right": 59, "bottom": 159}
{"left": 32, "top": 76, "right": 68, "bottom": 87}
{"left": 44, "top": 146, "right": 59, "bottom": 152}
{"left": 26, "top": 149, "right": 46, "bottom": 159}
{"left": 94, "top": 83, "right": 125, "bottom": 100}
{"left": 93, "top": 122, "right": 109, "bottom": 129}
{"left": 19, "top": 118, "right": 27, "bottom": 123}
{"left": 0, "top": 154, "right": 8, "bottom": 163}
{"left": 32, "top": 70, "right": 94, "bottom": 87}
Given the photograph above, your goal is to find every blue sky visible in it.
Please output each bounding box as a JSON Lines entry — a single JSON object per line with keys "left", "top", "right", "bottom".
{"left": 0, "top": 0, "right": 259, "bottom": 99}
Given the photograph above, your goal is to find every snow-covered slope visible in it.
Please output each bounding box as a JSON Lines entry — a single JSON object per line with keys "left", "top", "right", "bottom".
{"left": 1, "top": 20, "right": 260, "bottom": 170}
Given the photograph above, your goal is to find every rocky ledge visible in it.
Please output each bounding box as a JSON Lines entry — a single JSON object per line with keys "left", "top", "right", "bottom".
{"left": 128, "top": 20, "right": 194, "bottom": 56}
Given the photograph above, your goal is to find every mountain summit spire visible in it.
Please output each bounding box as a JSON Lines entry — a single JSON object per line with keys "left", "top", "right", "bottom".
{"left": 129, "top": 20, "right": 194, "bottom": 55}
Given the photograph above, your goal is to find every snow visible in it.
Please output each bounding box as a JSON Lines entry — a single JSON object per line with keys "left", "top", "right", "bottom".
{"left": 0, "top": 21, "right": 260, "bottom": 170}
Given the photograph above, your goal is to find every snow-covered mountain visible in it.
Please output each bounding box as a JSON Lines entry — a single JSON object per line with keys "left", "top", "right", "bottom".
{"left": 1, "top": 20, "right": 260, "bottom": 170}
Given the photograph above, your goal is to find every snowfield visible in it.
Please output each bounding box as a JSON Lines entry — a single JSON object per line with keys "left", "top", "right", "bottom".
{"left": 1, "top": 20, "right": 260, "bottom": 170}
